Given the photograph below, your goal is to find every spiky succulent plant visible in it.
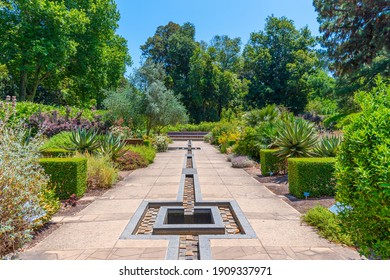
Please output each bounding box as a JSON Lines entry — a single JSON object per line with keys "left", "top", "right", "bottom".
{"left": 313, "top": 135, "right": 342, "bottom": 157}
{"left": 273, "top": 118, "right": 318, "bottom": 159}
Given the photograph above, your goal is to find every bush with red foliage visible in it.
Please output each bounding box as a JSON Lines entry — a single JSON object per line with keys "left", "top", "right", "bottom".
{"left": 115, "top": 150, "right": 148, "bottom": 170}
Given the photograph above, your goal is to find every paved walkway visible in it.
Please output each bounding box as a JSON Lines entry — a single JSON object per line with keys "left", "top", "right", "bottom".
{"left": 21, "top": 141, "right": 361, "bottom": 260}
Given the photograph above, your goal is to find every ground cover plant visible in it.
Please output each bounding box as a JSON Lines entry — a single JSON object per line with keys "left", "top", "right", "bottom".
{"left": 302, "top": 205, "right": 353, "bottom": 246}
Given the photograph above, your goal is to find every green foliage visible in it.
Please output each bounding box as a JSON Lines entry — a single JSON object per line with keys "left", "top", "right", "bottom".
{"left": 40, "top": 131, "right": 73, "bottom": 150}
{"left": 0, "top": 0, "right": 88, "bottom": 101}
{"left": 128, "top": 145, "right": 156, "bottom": 164}
{"left": 243, "top": 105, "right": 280, "bottom": 127}
{"left": 288, "top": 157, "right": 336, "bottom": 198}
{"left": 14, "top": 102, "right": 105, "bottom": 122}
{"left": 234, "top": 122, "right": 278, "bottom": 160}
{"left": 260, "top": 149, "right": 286, "bottom": 176}
{"left": 144, "top": 80, "right": 189, "bottom": 135}
{"left": 39, "top": 157, "right": 87, "bottom": 199}
{"left": 273, "top": 118, "right": 318, "bottom": 159}
{"left": 323, "top": 114, "right": 348, "bottom": 129}
{"left": 211, "top": 121, "right": 239, "bottom": 145}
{"left": 305, "top": 97, "right": 338, "bottom": 115}
{"left": 302, "top": 205, "right": 353, "bottom": 246}
{"left": 137, "top": 63, "right": 189, "bottom": 134}
{"left": 187, "top": 45, "right": 247, "bottom": 122}
{"left": 115, "top": 150, "right": 148, "bottom": 171}
{"left": 162, "top": 122, "right": 216, "bottom": 133}
{"left": 0, "top": 97, "right": 56, "bottom": 257}
{"left": 84, "top": 154, "right": 118, "bottom": 189}
{"left": 314, "top": 135, "right": 342, "bottom": 157}
{"left": 335, "top": 78, "right": 390, "bottom": 259}
{"left": 40, "top": 148, "right": 75, "bottom": 158}
{"left": 313, "top": 0, "right": 389, "bottom": 77}
{"left": 37, "top": 186, "right": 60, "bottom": 225}
{"left": 99, "top": 133, "right": 126, "bottom": 160}
{"left": 143, "top": 139, "right": 151, "bottom": 147}
{"left": 0, "top": 1, "right": 130, "bottom": 105}
{"left": 68, "top": 128, "right": 100, "bottom": 153}
{"left": 141, "top": 22, "right": 197, "bottom": 118}
{"left": 103, "top": 86, "right": 145, "bottom": 129}
{"left": 243, "top": 16, "right": 317, "bottom": 113}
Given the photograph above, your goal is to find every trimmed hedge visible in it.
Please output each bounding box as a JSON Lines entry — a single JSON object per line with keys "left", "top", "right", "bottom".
{"left": 39, "top": 157, "right": 87, "bottom": 199}
{"left": 288, "top": 157, "right": 336, "bottom": 198}
{"left": 40, "top": 148, "right": 75, "bottom": 158}
{"left": 260, "top": 149, "right": 285, "bottom": 176}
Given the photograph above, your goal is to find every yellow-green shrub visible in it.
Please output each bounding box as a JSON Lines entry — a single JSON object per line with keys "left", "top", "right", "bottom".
{"left": 85, "top": 154, "right": 118, "bottom": 189}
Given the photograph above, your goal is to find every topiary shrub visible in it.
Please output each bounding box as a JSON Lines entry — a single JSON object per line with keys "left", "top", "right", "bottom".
{"left": 260, "top": 149, "right": 286, "bottom": 176}
{"left": 39, "top": 158, "right": 87, "bottom": 199}
{"left": 288, "top": 157, "right": 336, "bottom": 198}
{"left": 335, "top": 78, "right": 390, "bottom": 259}
{"left": 40, "top": 148, "right": 75, "bottom": 158}
{"left": 115, "top": 150, "right": 148, "bottom": 170}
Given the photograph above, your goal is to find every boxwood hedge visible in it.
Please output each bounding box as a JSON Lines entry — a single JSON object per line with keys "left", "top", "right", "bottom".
{"left": 288, "top": 157, "right": 336, "bottom": 198}
{"left": 39, "top": 157, "right": 87, "bottom": 199}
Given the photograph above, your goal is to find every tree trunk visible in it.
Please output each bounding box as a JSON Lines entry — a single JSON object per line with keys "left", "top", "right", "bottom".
{"left": 27, "top": 66, "right": 44, "bottom": 101}
{"left": 19, "top": 71, "right": 27, "bottom": 101}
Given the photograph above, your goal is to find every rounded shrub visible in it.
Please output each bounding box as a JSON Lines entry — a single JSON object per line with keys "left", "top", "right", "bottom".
{"left": 335, "top": 78, "right": 390, "bottom": 259}
{"left": 115, "top": 150, "right": 148, "bottom": 170}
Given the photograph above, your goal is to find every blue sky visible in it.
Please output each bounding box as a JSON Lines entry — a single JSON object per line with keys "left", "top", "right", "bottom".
{"left": 114, "top": 0, "right": 320, "bottom": 73}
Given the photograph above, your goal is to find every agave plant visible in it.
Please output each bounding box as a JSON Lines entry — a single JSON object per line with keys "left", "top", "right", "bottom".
{"left": 313, "top": 135, "right": 342, "bottom": 157}
{"left": 273, "top": 118, "right": 318, "bottom": 159}
{"left": 67, "top": 128, "right": 100, "bottom": 153}
{"left": 99, "top": 133, "right": 126, "bottom": 160}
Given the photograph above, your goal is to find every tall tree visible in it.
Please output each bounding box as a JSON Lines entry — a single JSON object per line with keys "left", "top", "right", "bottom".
{"left": 313, "top": 0, "right": 389, "bottom": 76}
{"left": 208, "top": 35, "right": 242, "bottom": 72}
{"left": 141, "top": 21, "right": 196, "bottom": 104}
{"left": 187, "top": 45, "right": 247, "bottom": 123}
{"left": 135, "top": 62, "right": 188, "bottom": 135}
{"left": 0, "top": 0, "right": 88, "bottom": 101}
{"left": 243, "top": 16, "right": 318, "bottom": 114}
{"left": 63, "top": 0, "right": 131, "bottom": 106}
{"left": 0, "top": 0, "right": 130, "bottom": 106}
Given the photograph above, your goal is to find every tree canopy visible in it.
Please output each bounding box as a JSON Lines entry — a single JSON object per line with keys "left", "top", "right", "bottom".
{"left": 242, "top": 16, "right": 318, "bottom": 114}
{"left": 0, "top": 0, "right": 130, "bottom": 106}
{"left": 313, "top": 0, "right": 389, "bottom": 76}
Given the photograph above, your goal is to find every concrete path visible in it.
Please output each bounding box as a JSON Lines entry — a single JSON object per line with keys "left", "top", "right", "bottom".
{"left": 20, "top": 141, "right": 361, "bottom": 260}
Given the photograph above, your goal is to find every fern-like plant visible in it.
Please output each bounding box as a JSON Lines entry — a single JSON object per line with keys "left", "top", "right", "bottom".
{"left": 273, "top": 118, "right": 318, "bottom": 159}
{"left": 68, "top": 128, "right": 100, "bottom": 153}
{"left": 314, "top": 135, "right": 342, "bottom": 157}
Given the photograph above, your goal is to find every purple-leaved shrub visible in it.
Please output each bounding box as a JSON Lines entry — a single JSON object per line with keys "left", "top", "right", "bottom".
{"left": 28, "top": 106, "right": 109, "bottom": 137}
